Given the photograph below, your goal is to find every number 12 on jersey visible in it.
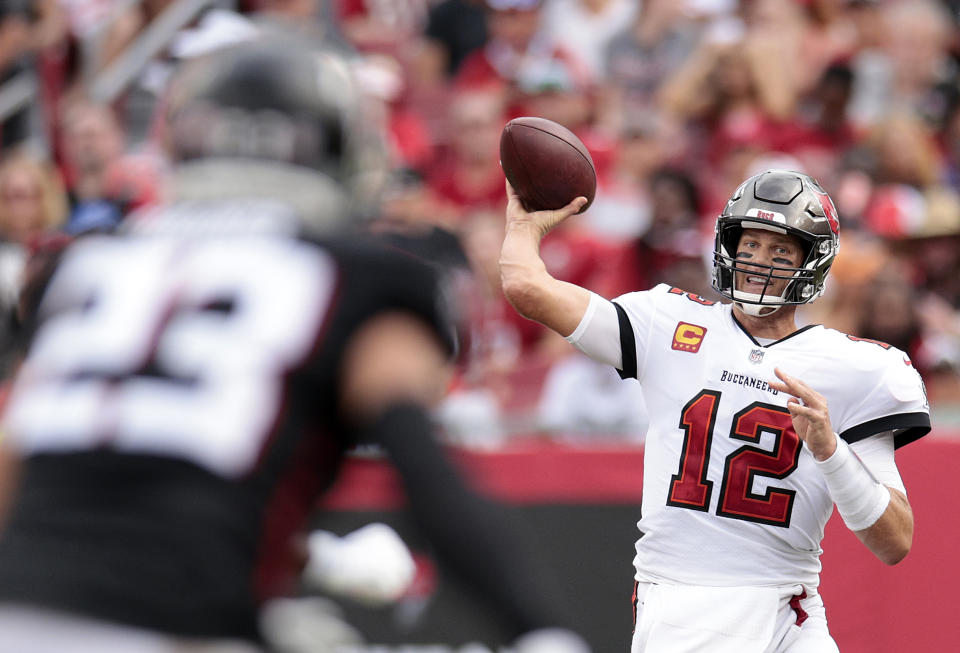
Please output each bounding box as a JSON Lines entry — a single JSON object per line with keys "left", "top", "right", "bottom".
{"left": 668, "top": 390, "right": 802, "bottom": 528}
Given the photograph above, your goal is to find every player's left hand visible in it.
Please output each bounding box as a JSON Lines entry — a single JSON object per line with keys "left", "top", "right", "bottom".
{"left": 770, "top": 368, "right": 837, "bottom": 461}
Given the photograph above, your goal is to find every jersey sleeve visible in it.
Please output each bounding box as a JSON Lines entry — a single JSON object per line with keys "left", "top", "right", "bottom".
{"left": 609, "top": 284, "right": 670, "bottom": 382}
{"left": 564, "top": 292, "right": 624, "bottom": 369}
{"left": 849, "top": 432, "right": 906, "bottom": 495}
{"left": 838, "top": 350, "right": 931, "bottom": 449}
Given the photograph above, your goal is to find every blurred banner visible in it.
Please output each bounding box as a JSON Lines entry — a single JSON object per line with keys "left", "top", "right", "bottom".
{"left": 312, "top": 437, "right": 960, "bottom": 653}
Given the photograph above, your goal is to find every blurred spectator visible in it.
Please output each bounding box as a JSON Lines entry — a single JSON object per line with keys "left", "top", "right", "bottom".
{"left": 848, "top": 111, "right": 960, "bottom": 239}
{"left": 847, "top": 0, "right": 958, "bottom": 129}
{"left": 881, "top": 0, "right": 958, "bottom": 127}
{"left": 776, "top": 62, "right": 860, "bottom": 183}
{"left": 851, "top": 257, "right": 960, "bottom": 404}
{"left": 739, "top": 0, "right": 853, "bottom": 100}
{"left": 59, "top": 99, "right": 161, "bottom": 234}
{"left": 425, "top": 87, "right": 507, "bottom": 226}
{"left": 602, "top": 0, "right": 699, "bottom": 131}
{"left": 656, "top": 19, "right": 803, "bottom": 221}
{"left": 354, "top": 53, "right": 435, "bottom": 174}
{"left": 657, "top": 31, "right": 799, "bottom": 168}
{"left": 335, "top": 0, "right": 429, "bottom": 55}
{"left": 794, "top": 0, "right": 859, "bottom": 91}
{"left": 406, "top": 0, "right": 488, "bottom": 145}
{"left": 537, "top": 353, "right": 647, "bottom": 442}
{"left": 455, "top": 0, "right": 542, "bottom": 90}
{"left": 0, "top": 150, "right": 66, "bottom": 246}
{"left": 539, "top": 0, "right": 637, "bottom": 82}
{"left": 511, "top": 50, "right": 594, "bottom": 132}
{"left": 899, "top": 232, "right": 960, "bottom": 310}
{"left": 854, "top": 261, "right": 929, "bottom": 371}
{"left": 454, "top": 0, "right": 590, "bottom": 115}
{"left": 539, "top": 203, "right": 624, "bottom": 299}
{"left": 581, "top": 116, "right": 664, "bottom": 242}
{"left": 417, "top": 0, "right": 488, "bottom": 79}
{"left": 797, "top": 227, "right": 890, "bottom": 334}
{"left": 935, "top": 83, "right": 960, "bottom": 195}
{"left": 0, "top": 151, "right": 66, "bottom": 333}
{"left": 610, "top": 167, "right": 712, "bottom": 298}
{"left": 59, "top": 99, "right": 123, "bottom": 224}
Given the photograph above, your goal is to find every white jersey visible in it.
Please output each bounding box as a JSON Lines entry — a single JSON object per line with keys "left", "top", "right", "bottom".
{"left": 611, "top": 284, "right": 930, "bottom": 590}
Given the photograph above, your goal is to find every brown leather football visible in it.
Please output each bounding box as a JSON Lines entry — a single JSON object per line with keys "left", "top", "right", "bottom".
{"left": 499, "top": 116, "right": 596, "bottom": 214}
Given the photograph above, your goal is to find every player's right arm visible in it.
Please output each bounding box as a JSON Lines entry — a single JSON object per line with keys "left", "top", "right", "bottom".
{"left": 333, "top": 244, "right": 588, "bottom": 649}
{"left": 499, "top": 181, "right": 591, "bottom": 337}
{"left": 338, "top": 313, "right": 588, "bottom": 650}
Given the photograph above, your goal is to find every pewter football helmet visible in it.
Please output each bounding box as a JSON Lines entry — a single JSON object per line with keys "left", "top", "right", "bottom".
{"left": 712, "top": 169, "right": 839, "bottom": 316}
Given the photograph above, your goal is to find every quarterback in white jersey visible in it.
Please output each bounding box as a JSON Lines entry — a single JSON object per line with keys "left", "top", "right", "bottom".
{"left": 500, "top": 170, "right": 930, "bottom": 652}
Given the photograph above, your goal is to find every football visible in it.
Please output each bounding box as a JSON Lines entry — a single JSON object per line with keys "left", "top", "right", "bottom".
{"left": 499, "top": 116, "right": 596, "bottom": 214}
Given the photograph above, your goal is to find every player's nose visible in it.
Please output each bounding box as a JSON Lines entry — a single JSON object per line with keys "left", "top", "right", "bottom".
{"left": 737, "top": 253, "right": 770, "bottom": 271}
{"left": 751, "top": 245, "right": 780, "bottom": 267}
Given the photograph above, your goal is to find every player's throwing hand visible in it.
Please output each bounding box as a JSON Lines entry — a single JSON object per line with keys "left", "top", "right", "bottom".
{"left": 770, "top": 368, "right": 837, "bottom": 461}
{"left": 505, "top": 180, "right": 587, "bottom": 239}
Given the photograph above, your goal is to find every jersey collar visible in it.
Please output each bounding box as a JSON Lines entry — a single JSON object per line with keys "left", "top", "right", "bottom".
{"left": 730, "top": 310, "right": 821, "bottom": 348}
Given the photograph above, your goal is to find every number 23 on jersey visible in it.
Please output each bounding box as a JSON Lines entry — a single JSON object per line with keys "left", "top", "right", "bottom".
{"left": 5, "top": 236, "right": 335, "bottom": 477}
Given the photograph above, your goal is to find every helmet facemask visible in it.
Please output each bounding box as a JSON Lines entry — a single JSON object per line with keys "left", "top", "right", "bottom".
{"left": 714, "top": 221, "right": 833, "bottom": 316}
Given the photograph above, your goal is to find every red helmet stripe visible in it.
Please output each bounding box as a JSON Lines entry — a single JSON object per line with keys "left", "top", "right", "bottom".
{"left": 813, "top": 189, "right": 840, "bottom": 235}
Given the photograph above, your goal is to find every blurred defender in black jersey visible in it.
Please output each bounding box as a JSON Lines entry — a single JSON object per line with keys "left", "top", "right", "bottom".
{"left": 0, "top": 35, "right": 590, "bottom": 653}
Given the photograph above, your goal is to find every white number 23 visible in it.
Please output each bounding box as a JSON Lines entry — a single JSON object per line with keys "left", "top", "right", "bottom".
{"left": 5, "top": 236, "right": 334, "bottom": 477}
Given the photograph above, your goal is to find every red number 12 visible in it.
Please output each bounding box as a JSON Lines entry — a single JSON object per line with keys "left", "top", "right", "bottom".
{"left": 667, "top": 390, "right": 802, "bottom": 527}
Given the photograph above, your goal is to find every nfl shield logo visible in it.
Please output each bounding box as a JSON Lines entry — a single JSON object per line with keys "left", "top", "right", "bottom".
{"left": 749, "top": 349, "right": 765, "bottom": 364}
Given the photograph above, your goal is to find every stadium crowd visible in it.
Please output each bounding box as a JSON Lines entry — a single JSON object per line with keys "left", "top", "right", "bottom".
{"left": 0, "top": 0, "right": 958, "bottom": 442}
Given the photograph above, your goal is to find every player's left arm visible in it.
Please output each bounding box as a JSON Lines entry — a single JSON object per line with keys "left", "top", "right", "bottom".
{"left": 847, "top": 432, "right": 913, "bottom": 564}
{"left": 770, "top": 368, "right": 915, "bottom": 565}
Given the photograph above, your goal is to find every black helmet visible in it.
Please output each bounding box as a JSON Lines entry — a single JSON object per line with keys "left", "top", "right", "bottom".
{"left": 163, "top": 31, "right": 386, "bottom": 231}
{"left": 712, "top": 169, "right": 840, "bottom": 316}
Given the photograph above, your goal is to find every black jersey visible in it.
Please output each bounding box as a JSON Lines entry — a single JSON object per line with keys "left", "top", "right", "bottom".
{"left": 0, "top": 202, "right": 455, "bottom": 642}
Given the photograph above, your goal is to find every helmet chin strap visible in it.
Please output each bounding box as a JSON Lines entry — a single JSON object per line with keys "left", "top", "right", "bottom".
{"left": 734, "top": 301, "right": 782, "bottom": 317}
{"left": 732, "top": 289, "right": 785, "bottom": 317}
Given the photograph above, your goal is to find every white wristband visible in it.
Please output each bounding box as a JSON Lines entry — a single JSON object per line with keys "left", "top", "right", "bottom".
{"left": 815, "top": 437, "right": 891, "bottom": 531}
